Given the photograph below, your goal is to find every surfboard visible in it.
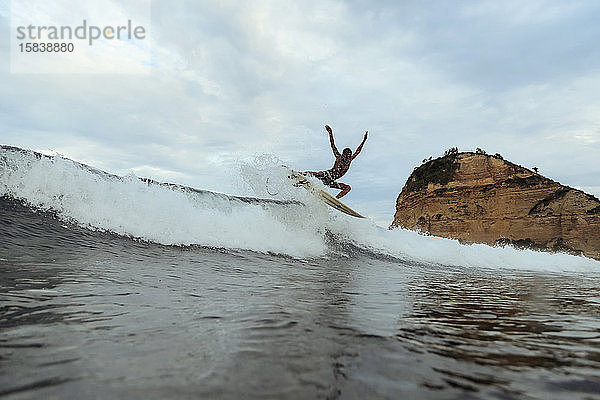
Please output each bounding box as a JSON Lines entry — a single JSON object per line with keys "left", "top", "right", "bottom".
{"left": 287, "top": 170, "right": 365, "bottom": 218}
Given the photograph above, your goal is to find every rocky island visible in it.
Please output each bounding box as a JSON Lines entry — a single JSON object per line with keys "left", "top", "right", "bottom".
{"left": 390, "top": 149, "right": 600, "bottom": 260}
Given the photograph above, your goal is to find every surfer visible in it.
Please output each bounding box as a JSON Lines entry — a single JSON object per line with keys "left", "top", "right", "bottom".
{"left": 305, "top": 125, "right": 368, "bottom": 198}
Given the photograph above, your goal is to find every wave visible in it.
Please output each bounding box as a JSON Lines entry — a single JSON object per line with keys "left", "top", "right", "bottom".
{"left": 1, "top": 145, "right": 599, "bottom": 272}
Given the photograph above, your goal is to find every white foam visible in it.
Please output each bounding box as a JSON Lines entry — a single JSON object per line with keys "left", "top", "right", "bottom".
{"left": 325, "top": 216, "right": 600, "bottom": 273}
{"left": 0, "top": 149, "right": 328, "bottom": 258}
{"left": 1, "top": 147, "right": 599, "bottom": 272}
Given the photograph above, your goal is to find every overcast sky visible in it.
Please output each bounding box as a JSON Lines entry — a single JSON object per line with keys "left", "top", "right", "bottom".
{"left": 1, "top": 0, "right": 599, "bottom": 224}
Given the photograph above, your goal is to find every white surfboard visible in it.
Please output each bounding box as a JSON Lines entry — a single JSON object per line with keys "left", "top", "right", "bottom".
{"left": 287, "top": 170, "right": 365, "bottom": 218}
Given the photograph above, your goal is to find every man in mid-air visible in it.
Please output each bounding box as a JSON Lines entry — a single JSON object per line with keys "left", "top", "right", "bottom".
{"left": 305, "top": 125, "right": 368, "bottom": 199}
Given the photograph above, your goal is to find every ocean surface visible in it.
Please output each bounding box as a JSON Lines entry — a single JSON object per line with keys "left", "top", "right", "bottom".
{"left": 1, "top": 145, "right": 600, "bottom": 399}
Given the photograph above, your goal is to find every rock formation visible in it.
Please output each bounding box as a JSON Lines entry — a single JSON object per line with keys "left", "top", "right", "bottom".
{"left": 391, "top": 151, "right": 600, "bottom": 260}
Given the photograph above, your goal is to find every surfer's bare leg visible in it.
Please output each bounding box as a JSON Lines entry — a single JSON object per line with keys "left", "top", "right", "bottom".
{"left": 304, "top": 171, "right": 324, "bottom": 178}
{"left": 336, "top": 183, "right": 351, "bottom": 198}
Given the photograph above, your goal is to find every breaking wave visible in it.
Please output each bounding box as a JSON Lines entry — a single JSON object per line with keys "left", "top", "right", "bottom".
{"left": 1, "top": 145, "right": 599, "bottom": 272}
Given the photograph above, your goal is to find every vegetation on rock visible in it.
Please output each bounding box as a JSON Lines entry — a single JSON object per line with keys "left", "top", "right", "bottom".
{"left": 404, "top": 149, "right": 460, "bottom": 194}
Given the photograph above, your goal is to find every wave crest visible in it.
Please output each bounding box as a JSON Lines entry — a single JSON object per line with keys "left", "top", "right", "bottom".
{"left": 2, "top": 145, "right": 599, "bottom": 272}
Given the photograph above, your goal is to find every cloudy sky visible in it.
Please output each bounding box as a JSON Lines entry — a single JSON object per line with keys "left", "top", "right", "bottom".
{"left": 1, "top": 0, "right": 599, "bottom": 224}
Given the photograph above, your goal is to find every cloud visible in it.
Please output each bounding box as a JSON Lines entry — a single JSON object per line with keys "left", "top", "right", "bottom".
{"left": 1, "top": 0, "right": 599, "bottom": 222}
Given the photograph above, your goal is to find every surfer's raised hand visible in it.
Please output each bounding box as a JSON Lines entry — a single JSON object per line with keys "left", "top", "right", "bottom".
{"left": 352, "top": 131, "right": 368, "bottom": 160}
{"left": 325, "top": 125, "right": 340, "bottom": 157}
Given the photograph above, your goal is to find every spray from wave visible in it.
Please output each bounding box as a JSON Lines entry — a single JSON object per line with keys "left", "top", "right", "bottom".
{"left": 0, "top": 146, "right": 328, "bottom": 257}
{"left": 1, "top": 145, "right": 598, "bottom": 272}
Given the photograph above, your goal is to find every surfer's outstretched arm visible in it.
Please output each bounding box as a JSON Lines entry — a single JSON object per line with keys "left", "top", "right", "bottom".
{"left": 325, "top": 125, "right": 341, "bottom": 158}
{"left": 352, "top": 131, "right": 368, "bottom": 160}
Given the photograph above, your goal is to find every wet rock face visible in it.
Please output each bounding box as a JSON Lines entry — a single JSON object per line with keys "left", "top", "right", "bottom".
{"left": 391, "top": 152, "right": 600, "bottom": 260}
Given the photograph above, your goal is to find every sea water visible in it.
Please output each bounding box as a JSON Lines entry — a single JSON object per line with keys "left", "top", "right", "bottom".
{"left": 1, "top": 146, "right": 599, "bottom": 399}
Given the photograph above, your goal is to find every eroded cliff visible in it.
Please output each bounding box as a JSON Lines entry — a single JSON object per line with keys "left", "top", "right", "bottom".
{"left": 391, "top": 152, "right": 600, "bottom": 260}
